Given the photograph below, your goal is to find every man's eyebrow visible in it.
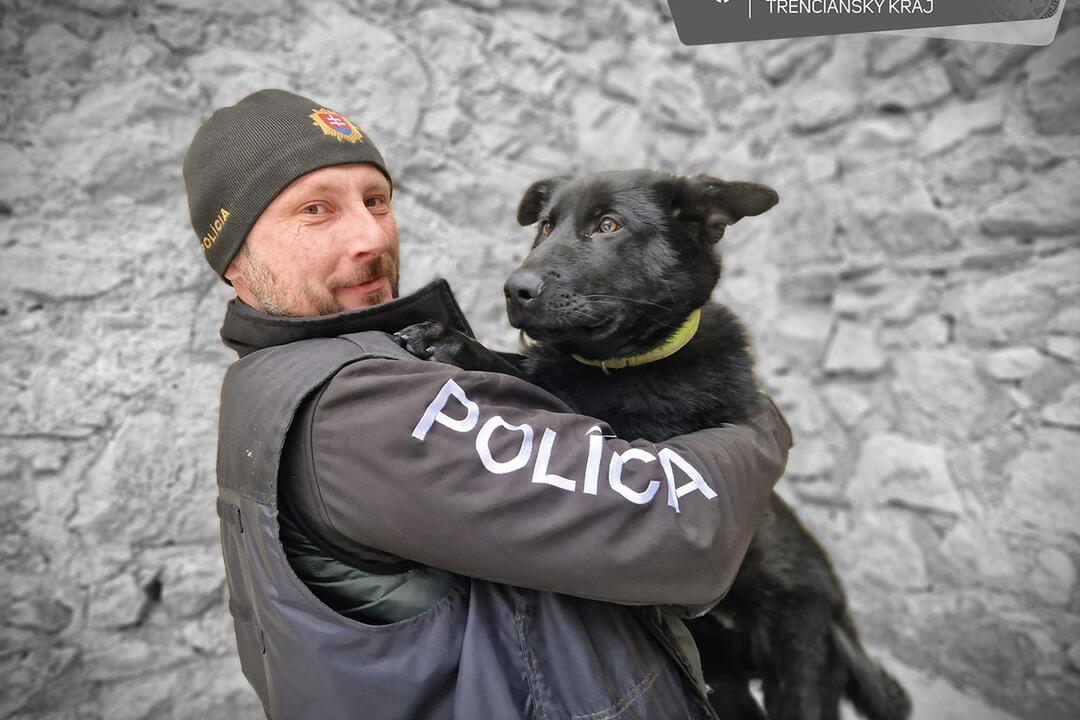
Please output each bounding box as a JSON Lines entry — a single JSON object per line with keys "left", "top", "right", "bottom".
{"left": 295, "top": 179, "right": 391, "bottom": 198}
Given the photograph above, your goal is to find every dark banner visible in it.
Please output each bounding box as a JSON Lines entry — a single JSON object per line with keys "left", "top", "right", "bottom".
{"left": 669, "top": 0, "right": 1061, "bottom": 44}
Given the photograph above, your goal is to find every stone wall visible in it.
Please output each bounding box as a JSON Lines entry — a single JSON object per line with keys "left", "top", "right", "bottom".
{"left": 1, "top": 1, "right": 1077, "bottom": 718}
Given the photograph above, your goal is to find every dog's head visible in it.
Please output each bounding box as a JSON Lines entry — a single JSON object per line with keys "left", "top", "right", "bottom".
{"left": 505, "top": 169, "right": 778, "bottom": 359}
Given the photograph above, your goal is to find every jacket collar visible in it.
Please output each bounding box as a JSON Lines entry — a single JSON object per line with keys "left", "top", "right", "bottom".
{"left": 220, "top": 278, "right": 475, "bottom": 358}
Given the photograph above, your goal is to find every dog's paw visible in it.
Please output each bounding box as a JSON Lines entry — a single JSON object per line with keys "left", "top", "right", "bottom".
{"left": 394, "top": 320, "right": 446, "bottom": 360}
{"left": 395, "top": 321, "right": 471, "bottom": 366}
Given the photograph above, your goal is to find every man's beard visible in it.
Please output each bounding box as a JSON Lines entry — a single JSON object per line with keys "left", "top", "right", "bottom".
{"left": 238, "top": 250, "right": 400, "bottom": 317}
{"left": 327, "top": 254, "right": 400, "bottom": 311}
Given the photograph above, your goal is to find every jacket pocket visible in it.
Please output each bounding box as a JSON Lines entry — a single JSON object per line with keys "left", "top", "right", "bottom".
{"left": 514, "top": 591, "right": 702, "bottom": 720}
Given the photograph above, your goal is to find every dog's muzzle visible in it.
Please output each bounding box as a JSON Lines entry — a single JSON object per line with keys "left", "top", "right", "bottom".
{"left": 504, "top": 270, "right": 544, "bottom": 314}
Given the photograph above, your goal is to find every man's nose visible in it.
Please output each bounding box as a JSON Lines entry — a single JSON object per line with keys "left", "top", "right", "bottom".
{"left": 344, "top": 204, "right": 390, "bottom": 259}
{"left": 504, "top": 270, "right": 544, "bottom": 310}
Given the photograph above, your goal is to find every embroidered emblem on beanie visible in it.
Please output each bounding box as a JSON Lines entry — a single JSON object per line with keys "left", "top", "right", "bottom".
{"left": 310, "top": 108, "right": 364, "bottom": 143}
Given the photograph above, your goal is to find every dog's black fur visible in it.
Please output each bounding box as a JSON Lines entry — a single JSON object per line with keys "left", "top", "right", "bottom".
{"left": 397, "top": 170, "right": 911, "bottom": 720}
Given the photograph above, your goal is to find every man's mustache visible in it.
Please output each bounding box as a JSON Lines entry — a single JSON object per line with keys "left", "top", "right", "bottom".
{"left": 336, "top": 254, "right": 398, "bottom": 289}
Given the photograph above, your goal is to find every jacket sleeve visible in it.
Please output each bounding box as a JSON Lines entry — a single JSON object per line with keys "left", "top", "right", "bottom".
{"left": 289, "top": 356, "right": 793, "bottom": 607}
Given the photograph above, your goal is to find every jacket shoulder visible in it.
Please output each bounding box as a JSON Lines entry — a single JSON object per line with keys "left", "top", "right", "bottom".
{"left": 219, "top": 331, "right": 417, "bottom": 505}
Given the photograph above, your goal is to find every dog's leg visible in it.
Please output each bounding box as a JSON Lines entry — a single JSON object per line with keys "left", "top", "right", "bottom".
{"left": 820, "top": 653, "right": 848, "bottom": 720}
{"left": 494, "top": 350, "right": 532, "bottom": 375}
{"left": 760, "top": 602, "right": 836, "bottom": 720}
{"left": 706, "top": 673, "right": 766, "bottom": 720}
{"left": 688, "top": 612, "right": 765, "bottom": 720}
{"left": 396, "top": 320, "right": 532, "bottom": 381}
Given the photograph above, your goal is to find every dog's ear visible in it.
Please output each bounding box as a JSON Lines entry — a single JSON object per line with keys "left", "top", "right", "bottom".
{"left": 517, "top": 176, "right": 572, "bottom": 226}
{"left": 673, "top": 175, "right": 779, "bottom": 244}
{"left": 697, "top": 177, "right": 779, "bottom": 222}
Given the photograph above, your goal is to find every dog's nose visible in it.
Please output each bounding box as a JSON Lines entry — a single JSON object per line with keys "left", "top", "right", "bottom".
{"left": 504, "top": 271, "right": 544, "bottom": 307}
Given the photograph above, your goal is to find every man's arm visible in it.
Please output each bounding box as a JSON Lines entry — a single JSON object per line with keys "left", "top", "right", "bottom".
{"left": 286, "top": 356, "right": 792, "bottom": 608}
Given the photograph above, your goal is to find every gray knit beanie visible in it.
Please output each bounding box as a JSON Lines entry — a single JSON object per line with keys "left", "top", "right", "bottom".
{"left": 183, "top": 88, "right": 391, "bottom": 280}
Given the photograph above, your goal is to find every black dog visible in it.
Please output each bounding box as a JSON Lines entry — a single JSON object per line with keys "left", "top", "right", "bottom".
{"left": 398, "top": 170, "right": 910, "bottom": 720}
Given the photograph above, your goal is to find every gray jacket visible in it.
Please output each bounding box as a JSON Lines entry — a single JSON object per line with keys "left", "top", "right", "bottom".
{"left": 216, "top": 279, "right": 792, "bottom": 719}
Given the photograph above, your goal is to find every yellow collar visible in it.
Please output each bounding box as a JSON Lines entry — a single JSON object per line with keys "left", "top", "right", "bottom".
{"left": 572, "top": 308, "right": 702, "bottom": 374}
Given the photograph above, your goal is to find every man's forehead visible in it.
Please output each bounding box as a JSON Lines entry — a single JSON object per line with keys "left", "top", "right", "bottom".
{"left": 283, "top": 163, "right": 391, "bottom": 197}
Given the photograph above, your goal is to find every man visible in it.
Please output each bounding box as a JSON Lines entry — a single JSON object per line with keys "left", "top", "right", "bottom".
{"left": 184, "top": 88, "right": 792, "bottom": 720}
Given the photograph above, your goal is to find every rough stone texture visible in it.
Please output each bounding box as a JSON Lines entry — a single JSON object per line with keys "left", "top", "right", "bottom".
{"left": 824, "top": 321, "right": 888, "bottom": 375}
{"left": 984, "top": 346, "right": 1047, "bottom": 381}
{"left": 1006, "top": 428, "right": 1080, "bottom": 539}
{"left": 919, "top": 95, "right": 1005, "bottom": 156}
{"left": 1, "top": 2, "right": 1078, "bottom": 719}
{"left": 848, "top": 433, "right": 964, "bottom": 517}
{"left": 981, "top": 159, "right": 1080, "bottom": 237}
{"left": 822, "top": 384, "right": 873, "bottom": 427}
{"left": 1042, "top": 382, "right": 1080, "bottom": 428}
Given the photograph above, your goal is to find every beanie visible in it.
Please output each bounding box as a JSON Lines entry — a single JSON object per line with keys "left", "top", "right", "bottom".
{"left": 182, "top": 88, "right": 391, "bottom": 280}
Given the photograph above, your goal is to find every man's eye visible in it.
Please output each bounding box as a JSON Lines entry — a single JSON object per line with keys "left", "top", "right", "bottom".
{"left": 365, "top": 196, "right": 392, "bottom": 214}
{"left": 596, "top": 216, "right": 621, "bottom": 234}
{"left": 301, "top": 203, "right": 327, "bottom": 215}
{"left": 540, "top": 220, "right": 552, "bottom": 236}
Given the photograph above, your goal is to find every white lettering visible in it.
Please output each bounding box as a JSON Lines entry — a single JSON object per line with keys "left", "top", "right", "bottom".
{"left": 410, "top": 383, "right": 718, "bottom": 511}
{"left": 659, "top": 448, "right": 718, "bottom": 513}
{"left": 765, "top": 0, "right": 910, "bottom": 12}
{"left": 532, "top": 428, "right": 575, "bottom": 491}
{"left": 582, "top": 425, "right": 605, "bottom": 495}
{"left": 411, "top": 378, "right": 479, "bottom": 440}
{"left": 476, "top": 415, "right": 533, "bottom": 474}
{"left": 609, "top": 448, "right": 661, "bottom": 505}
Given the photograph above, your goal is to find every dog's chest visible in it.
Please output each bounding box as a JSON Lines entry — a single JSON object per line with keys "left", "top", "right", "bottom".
{"left": 526, "top": 315, "right": 758, "bottom": 443}
{"left": 575, "top": 381, "right": 674, "bottom": 441}
{"left": 535, "top": 360, "right": 727, "bottom": 443}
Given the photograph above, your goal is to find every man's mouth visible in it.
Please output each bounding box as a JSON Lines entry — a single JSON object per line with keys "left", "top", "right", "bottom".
{"left": 340, "top": 276, "right": 386, "bottom": 295}
{"left": 335, "top": 254, "right": 398, "bottom": 299}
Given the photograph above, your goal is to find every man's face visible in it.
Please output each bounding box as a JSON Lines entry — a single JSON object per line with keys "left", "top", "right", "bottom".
{"left": 226, "top": 163, "right": 400, "bottom": 317}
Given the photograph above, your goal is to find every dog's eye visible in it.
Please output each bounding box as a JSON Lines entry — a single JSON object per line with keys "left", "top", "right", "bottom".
{"left": 596, "top": 216, "right": 621, "bottom": 234}
{"left": 540, "top": 220, "right": 552, "bottom": 236}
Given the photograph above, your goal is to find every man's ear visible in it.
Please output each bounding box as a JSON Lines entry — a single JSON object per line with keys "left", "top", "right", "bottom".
{"left": 223, "top": 255, "right": 243, "bottom": 288}
{"left": 516, "top": 176, "right": 572, "bottom": 226}
{"left": 671, "top": 175, "right": 779, "bottom": 244}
